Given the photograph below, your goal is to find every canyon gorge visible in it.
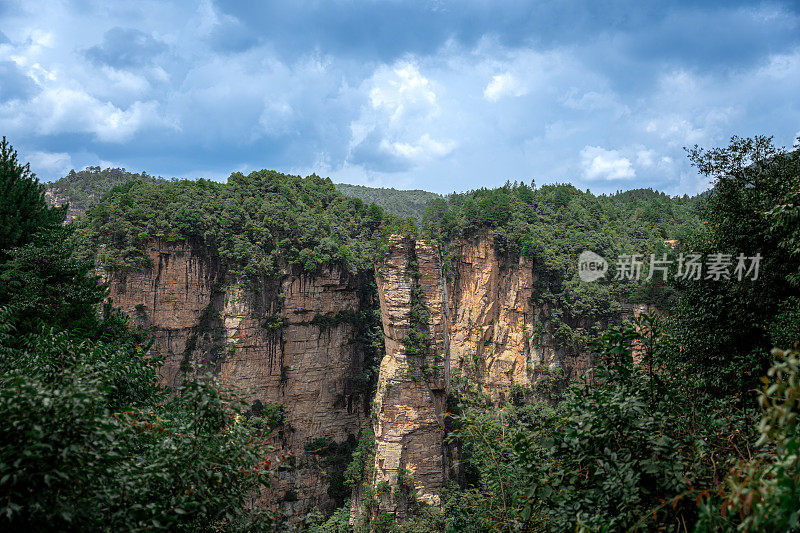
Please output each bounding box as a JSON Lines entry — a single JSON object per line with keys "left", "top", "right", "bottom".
{"left": 101, "top": 230, "right": 625, "bottom": 524}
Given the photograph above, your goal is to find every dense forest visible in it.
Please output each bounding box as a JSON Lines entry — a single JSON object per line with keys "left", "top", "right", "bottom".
{"left": 45, "top": 167, "right": 439, "bottom": 222}
{"left": 2, "top": 134, "right": 800, "bottom": 531}
{"left": 334, "top": 184, "right": 441, "bottom": 220}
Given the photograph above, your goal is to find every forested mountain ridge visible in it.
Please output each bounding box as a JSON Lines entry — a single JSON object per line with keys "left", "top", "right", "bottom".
{"left": 334, "top": 183, "right": 441, "bottom": 220}
{"left": 45, "top": 167, "right": 163, "bottom": 220}
{"left": 44, "top": 167, "right": 442, "bottom": 221}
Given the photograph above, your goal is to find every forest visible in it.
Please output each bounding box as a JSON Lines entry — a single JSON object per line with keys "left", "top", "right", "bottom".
{"left": 1, "top": 134, "right": 799, "bottom": 532}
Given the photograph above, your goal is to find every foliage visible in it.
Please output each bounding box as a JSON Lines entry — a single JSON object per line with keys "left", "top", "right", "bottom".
{"left": 448, "top": 317, "right": 758, "bottom": 532}
{"left": 75, "top": 170, "right": 385, "bottom": 280}
{"left": 671, "top": 136, "right": 800, "bottom": 397}
{"left": 0, "top": 141, "right": 273, "bottom": 531}
{"left": 0, "top": 136, "right": 64, "bottom": 253}
{"left": 244, "top": 399, "right": 286, "bottom": 429}
{"left": 343, "top": 428, "right": 376, "bottom": 489}
{"left": 439, "top": 138, "right": 800, "bottom": 533}
{"left": 698, "top": 348, "right": 800, "bottom": 531}
{"left": 334, "top": 184, "right": 440, "bottom": 221}
{"left": 45, "top": 166, "right": 162, "bottom": 216}
{"left": 422, "top": 180, "right": 700, "bottom": 357}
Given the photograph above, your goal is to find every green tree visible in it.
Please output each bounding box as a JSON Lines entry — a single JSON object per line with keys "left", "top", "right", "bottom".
{"left": 673, "top": 136, "right": 800, "bottom": 397}
{"left": 0, "top": 137, "right": 63, "bottom": 253}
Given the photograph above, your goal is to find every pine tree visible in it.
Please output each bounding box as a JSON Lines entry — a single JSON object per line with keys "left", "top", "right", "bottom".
{"left": 0, "top": 137, "right": 64, "bottom": 253}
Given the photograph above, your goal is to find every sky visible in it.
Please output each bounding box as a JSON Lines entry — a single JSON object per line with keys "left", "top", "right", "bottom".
{"left": 1, "top": 1, "right": 799, "bottom": 195}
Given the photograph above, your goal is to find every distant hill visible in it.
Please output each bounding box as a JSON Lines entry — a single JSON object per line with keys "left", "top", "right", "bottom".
{"left": 45, "top": 168, "right": 441, "bottom": 221}
{"left": 334, "top": 183, "right": 440, "bottom": 220}
{"left": 45, "top": 167, "right": 162, "bottom": 221}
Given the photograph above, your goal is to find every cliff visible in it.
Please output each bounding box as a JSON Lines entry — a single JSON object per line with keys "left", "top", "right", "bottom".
{"left": 104, "top": 232, "right": 631, "bottom": 524}
{"left": 360, "top": 231, "right": 623, "bottom": 521}
{"left": 364, "top": 237, "right": 450, "bottom": 520}
{"left": 103, "top": 240, "right": 377, "bottom": 518}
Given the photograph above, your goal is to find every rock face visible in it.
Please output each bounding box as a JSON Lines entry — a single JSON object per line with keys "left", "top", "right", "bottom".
{"left": 368, "top": 236, "right": 450, "bottom": 519}
{"left": 103, "top": 240, "right": 375, "bottom": 518}
{"left": 446, "top": 232, "right": 592, "bottom": 402}
{"left": 44, "top": 188, "right": 84, "bottom": 221}
{"left": 105, "top": 232, "right": 634, "bottom": 524}
{"left": 363, "top": 231, "right": 619, "bottom": 515}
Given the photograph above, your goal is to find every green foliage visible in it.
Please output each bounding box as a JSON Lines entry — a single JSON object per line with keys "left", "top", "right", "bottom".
{"left": 304, "top": 434, "right": 359, "bottom": 506}
{"left": 0, "top": 316, "right": 273, "bottom": 531}
{"left": 45, "top": 166, "right": 162, "bottom": 216}
{"left": 672, "top": 136, "right": 800, "bottom": 397}
{"left": 0, "top": 147, "right": 273, "bottom": 531}
{"left": 262, "top": 313, "right": 288, "bottom": 333}
{"left": 311, "top": 310, "right": 357, "bottom": 331}
{"left": 447, "top": 316, "right": 760, "bottom": 531}
{"left": 422, "top": 180, "right": 700, "bottom": 357}
{"left": 698, "top": 348, "right": 800, "bottom": 531}
{"left": 0, "top": 137, "right": 64, "bottom": 253}
{"left": 343, "top": 428, "right": 376, "bottom": 489}
{"left": 75, "top": 170, "right": 385, "bottom": 280}
{"left": 334, "top": 183, "right": 440, "bottom": 221}
{"left": 313, "top": 503, "right": 352, "bottom": 533}
{"left": 244, "top": 399, "right": 286, "bottom": 429}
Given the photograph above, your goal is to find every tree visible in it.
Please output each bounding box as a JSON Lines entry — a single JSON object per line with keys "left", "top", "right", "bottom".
{"left": 672, "top": 136, "right": 800, "bottom": 397}
{"left": 0, "top": 137, "right": 63, "bottom": 253}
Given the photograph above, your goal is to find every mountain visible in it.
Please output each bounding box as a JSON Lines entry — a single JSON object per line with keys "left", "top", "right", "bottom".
{"left": 45, "top": 167, "right": 441, "bottom": 222}
{"left": 66, "top": 168, "right": 702, "bottom": 524}
{"left": 45, "top": 167, "right": 162, "bottom": 221}
{"left": 334, "top": 183, "right": 441, "bottom": 220}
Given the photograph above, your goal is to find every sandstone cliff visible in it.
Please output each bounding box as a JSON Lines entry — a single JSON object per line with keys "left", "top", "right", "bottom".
{"left": 103, "top": 240, "right": 376, "bottom": 518}
{"left": 364, "top": 236, "right": 450, "bottom": 520}
{"left": 361, "top": 231, "right": 624, "bottom": 519}
{"left": 105, "top": 232, "right": 634, "bottom": 525}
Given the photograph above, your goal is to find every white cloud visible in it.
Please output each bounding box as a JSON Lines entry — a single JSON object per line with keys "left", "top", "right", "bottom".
{"left": 636, "top": 149, "right": 656, "bottom": 167}
{"left": 348, "top": 61, "right": 454, "bottom": 172}
{"left": 24, "top": 149, "right": 72, "bottom": 178}
{"left": 387, "top": 133, "right": 455, "bottom": 161}
{"left": 21, "top": 87, "right": 165, "bottom": 142}
{"left": 581, "top": 146, "right": 635, "bottom": 180}
{"left": 483, "top": 72, "right": 527, "bottom": 101}
{"left": 368, "top": 62, "right": 437, "bottom": 122}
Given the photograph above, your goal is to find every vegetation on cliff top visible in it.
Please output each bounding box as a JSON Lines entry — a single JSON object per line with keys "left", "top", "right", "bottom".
{"left": 334, "top": 183, "right": 440, "bottom": 220}
{"left": 46, "top": 167, "right": 164, "bottom": 215}
{"left": 417, "top": 181, "right": 702, "bottom": 359}
{"left": 44, "top": 167, "right": 438, "bottom": 222}
{"left": 74, "top": 170, "right": 386, "bottom": 280}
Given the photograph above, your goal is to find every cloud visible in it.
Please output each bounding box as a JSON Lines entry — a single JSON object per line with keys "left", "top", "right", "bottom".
{"left": 581, "top": 146, "right": 635, "bottom": 180}
{"left": 0, "top": 0, "right": 799, "bottom": 193}
{"left": 368, "top": 63, "right": 437, "bottom": 122}
{"left": 636, "top": 149, "right": 656, "bottom": 167}
{"left": 484, "top": 73, "right": 527, "bottom": 101}
{"left": 0, "top": 86, "right": 167, "bottom": 142}
{"left": 85, "top": 27, "right": 166, "bottom": 68}
{"left": 348, "top": 61, "right": 453, "bottom": 173}
{"left": 23, "top": 149, "right": 72, "bottom": 177}
{"left": 198, "top": 1, "right": 259, "bottom": 53}
{"left": 390, "top": 133, "right": 455, "bottom": 160}
{"left": 0, "top": 61, "right": 36, "bottom": 100}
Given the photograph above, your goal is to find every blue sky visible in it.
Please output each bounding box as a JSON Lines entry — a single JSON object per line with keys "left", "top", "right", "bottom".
{"left": 1, "top": 1, "right": 798, "bottom": 194}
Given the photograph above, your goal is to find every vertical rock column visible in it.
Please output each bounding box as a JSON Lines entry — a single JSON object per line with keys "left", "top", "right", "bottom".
{"left": 370, "top": 236, "right": 449, "bottom": 520}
